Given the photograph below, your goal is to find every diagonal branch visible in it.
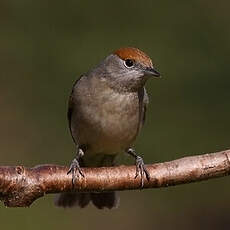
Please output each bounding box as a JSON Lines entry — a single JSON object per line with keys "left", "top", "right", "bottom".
{"left": 0, "top": 149, "right": 230, "bottom": 207}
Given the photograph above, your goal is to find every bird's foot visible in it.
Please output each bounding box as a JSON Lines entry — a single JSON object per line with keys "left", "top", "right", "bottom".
{"left": 126, "top": 148, "right": 150, "bottom": 188}
{"left": 67, "top": 148, "right": 84, "bottom": 185}
{"left": 135, "top": 156, "right": 150, "bottom": 188}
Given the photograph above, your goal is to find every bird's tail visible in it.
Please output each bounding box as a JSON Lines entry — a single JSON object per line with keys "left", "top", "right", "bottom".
{"left": 55, "top": 191, "right": 119, "bottom": 209}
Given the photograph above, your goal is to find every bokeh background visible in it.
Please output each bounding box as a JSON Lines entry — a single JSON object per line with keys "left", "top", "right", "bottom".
{"left": 1, "top": 1, "right": 230, "bottom": 229}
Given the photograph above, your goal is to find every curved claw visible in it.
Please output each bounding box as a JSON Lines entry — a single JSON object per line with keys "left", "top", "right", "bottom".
{"left": 67, "top": 158, "right": 84, "bottom": 185}
{"left": 126, "top": 148, "right": 150, "bottom": 188}
{"left": 135, "top": 156, "right": 150, "bottom": 188}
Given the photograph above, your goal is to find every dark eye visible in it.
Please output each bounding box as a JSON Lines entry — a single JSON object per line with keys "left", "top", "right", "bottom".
{"left": 124, "top": 59, "right": 134, "bottom": 68}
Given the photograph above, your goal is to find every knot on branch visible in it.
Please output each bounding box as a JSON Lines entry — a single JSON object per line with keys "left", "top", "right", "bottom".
{"left": 0, "top": 149, "right": 229, "bottom": 207}
{"left": 0, "top": 166, "right": 43, "bottom": 207}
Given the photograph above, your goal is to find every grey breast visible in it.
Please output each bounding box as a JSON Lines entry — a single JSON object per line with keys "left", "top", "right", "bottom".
{"left": 69, "top": 74, "right": 148, "bottom": 155}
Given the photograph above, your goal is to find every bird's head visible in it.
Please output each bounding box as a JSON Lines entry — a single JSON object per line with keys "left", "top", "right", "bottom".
{"left": 94, "top": 47, "right": 161, "bottom": 92}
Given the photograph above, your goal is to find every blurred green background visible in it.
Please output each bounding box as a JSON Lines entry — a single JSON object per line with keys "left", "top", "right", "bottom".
{"left": 1, "top": 0, "right": 230, "bottom": 229}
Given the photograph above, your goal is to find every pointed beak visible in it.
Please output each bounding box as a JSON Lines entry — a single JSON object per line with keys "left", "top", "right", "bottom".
{"left": 144, "top": 67, "right": 161, "bottom": 77}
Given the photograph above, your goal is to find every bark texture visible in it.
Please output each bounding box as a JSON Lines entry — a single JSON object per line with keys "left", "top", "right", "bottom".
{"left": 0, "top": 149, "right": 229, "bottom": 207}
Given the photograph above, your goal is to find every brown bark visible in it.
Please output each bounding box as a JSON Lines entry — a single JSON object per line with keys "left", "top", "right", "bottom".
{"left": 0, "top": 149, "right": 230, "bottom": 207}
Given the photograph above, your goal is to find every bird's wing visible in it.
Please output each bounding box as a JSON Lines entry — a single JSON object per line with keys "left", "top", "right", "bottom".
{"left": 137, "top": 87, "right": 149, "bottom": 133}
{"left": 67, "top": 75, "right": 84, "bottom": 145}
{"left": 142, "top": 87, "right": 149, "bottom": 126}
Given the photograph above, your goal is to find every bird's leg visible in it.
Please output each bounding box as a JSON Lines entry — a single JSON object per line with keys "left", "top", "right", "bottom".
{"left": 126, "top": 147, "right": 150, "bottom": 188}
{"left": 67, "top": 147, "right": 85, "bottom": 185}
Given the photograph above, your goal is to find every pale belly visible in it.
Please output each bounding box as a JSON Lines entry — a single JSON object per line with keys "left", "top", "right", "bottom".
{"left": 71, "top": 88, "right": 141, "bottom": 155}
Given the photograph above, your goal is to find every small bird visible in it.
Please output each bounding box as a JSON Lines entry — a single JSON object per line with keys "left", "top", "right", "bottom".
{"left": 55, "top": 47, "right": 160, "bottom": 209}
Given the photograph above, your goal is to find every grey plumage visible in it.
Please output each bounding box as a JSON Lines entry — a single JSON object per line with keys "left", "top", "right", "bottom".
{"left": 55, "top": 48, "right": 160, "bottom": 209}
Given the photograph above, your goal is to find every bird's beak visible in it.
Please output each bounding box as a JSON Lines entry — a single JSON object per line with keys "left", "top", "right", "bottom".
{"left": 144, "top": 67, "right": 161, "bottom": 77}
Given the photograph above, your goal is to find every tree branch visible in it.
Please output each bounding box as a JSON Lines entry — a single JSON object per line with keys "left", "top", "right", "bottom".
{"left": 0, "top": 149, "right": 230, "bottom": 207}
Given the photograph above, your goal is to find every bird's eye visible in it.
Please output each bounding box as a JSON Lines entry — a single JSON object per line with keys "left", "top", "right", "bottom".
{"left": 124, "top": 59, "right": 134, "bottom": 68}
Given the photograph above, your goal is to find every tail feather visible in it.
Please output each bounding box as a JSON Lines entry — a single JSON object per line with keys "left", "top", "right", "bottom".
{"left": 54, "top": 192, "right": 90, "bottom": 208}
{"left": 54, "top": 192, "right": 119, "bottom": 209}
{"left": 91, "top": 192, "right": 119, "bottom": 209}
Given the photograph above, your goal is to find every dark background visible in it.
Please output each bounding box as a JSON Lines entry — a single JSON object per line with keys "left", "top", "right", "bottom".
{"left": 0, "top": 1, "right": 230, "bottom": 229}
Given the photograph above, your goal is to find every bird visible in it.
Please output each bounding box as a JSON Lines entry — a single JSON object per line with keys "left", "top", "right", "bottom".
{"left": 55, "top": 47, "right": 161, "bottom": 209}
